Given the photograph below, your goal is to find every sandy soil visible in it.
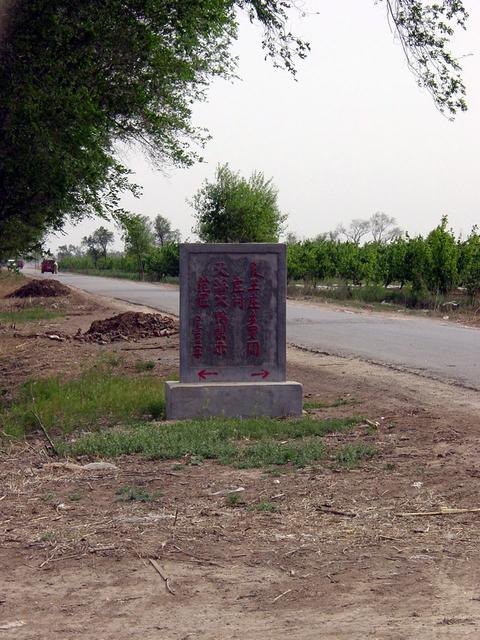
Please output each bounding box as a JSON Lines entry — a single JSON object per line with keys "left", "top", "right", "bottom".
{"left": 1, "top": 276, "right": 480, "bottom": 639}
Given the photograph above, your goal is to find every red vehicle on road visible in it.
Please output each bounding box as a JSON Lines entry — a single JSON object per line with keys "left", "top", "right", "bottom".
{"left": 41, "top": 259, "right": 58, "bottom": 274}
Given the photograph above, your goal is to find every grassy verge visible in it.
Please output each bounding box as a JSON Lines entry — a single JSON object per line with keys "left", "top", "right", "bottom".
{"left": 1, "top": 368, "right": 165, "bottom": 438}
{"left": 0, "top": 307, "right": 65, "bottom": 324}
{"left": 335, "top": 443, "right": 377, "bottom": 468}
{"left": 56, "top": 414, "right": 363, "bottom": 468}
{"left": 2, "top": 363, "right": 374, "bottom": 471}
{"left": 287, "top": 282, "right": 475, "bottom": 315}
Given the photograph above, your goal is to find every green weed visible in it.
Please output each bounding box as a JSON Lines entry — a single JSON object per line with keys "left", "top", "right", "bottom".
{"left": 115, "top": 486, "right": 161, "bottom": 502}
{"left": 135, "top": 360, "right": 156, "bottom": 371}
{"left": 101, "top": 353, "right": 123, "bottom": 368}
{"left": 249, "top": 501, "right": 278, "bottom": 513}
{"left": 0, "top": 308, "right": 64, "bottom": 324}
{"left": 1, "top": 369, "right": 166, "bottom": 438}
{"left": 40, "top": 531, "right": 55, "bottom": 541}
{"left": 58, "top": 415, "right": 362, "bottom": 469}
{"left": 145, "top": 399, "right": 164, "bottom": 420}
{"left": 68, "top": 493, "right": 81, "bottom": 502}
{"left": 225, "top": 492, "right": 243, "bottom": 507}
{"left": 335, "top": 443, "right": 377, "bottom": 469}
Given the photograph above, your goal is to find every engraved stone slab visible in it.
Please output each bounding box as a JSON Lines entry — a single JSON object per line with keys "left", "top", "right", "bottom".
{"left": 180, "top": 243, "right": 286, "bottom": 383}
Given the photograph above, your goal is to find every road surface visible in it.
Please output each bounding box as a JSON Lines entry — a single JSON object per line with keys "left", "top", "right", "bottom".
{"left": 24, "top": 268, "right": 480, "bottom": 390}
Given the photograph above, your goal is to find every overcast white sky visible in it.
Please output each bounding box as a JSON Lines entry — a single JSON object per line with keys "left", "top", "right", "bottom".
{"left": 50, "top": 0, "right": 480, "bottom": 251}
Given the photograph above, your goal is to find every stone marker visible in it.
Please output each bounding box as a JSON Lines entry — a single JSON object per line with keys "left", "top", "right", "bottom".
{"left": 165, "top": 243, "right": 302, "bottom": 419}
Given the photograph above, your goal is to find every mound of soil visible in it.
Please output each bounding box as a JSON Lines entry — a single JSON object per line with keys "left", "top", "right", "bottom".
{"left": 81, "top": 311, "right": 178, "bottom": 343}
{"left": 6, "top": 279, "right": 71, "bottom": 299}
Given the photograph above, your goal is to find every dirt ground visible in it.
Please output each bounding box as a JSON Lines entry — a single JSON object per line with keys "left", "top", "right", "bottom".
{"left": 1, "top": 276, "right": 480, "bottom": 639}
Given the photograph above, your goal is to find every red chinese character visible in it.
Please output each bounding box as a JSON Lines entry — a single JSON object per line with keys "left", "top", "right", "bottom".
{"left": 215, "top": 339, "right": 227, "bottom": 356}
{"left": 247, "top": 340, "right": 260, "bottom": 356}
{"left": 192, "top": 314, "right": 203, "bottom": 359}
{"left": 215, "top": 294, "right": 228, "bottom": 307}
{"left": 214, "top": 261, "right": 229, "bottom": 278}
{"left": 196, "top": 276, "right": 210, "bottom": 308}
{"left": 232, "top": 276, "right": 244, "bottom": 309}
{"left": 249, "top": 262, "right": 264, "bottom": 279}
{"left": 215, "top": 310, "right": 228, "bottom": 327}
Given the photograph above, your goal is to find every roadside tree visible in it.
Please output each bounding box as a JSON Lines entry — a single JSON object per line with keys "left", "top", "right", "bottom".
{"left": 81, "top": 235, "right": 102, "bottom": 269}
{"left": 93, "top": 227, "right": 115, "bottom": 261}
{"left": 459, "top": 228, "right": 480, "bottom": 301}
{"left": 424, "top": 216, "right": 459, "bottom": 296}
{"left": 369, "top": 212, "right": 402, "bottom": 244}
{"left": 154, "top": 215, "right": 181, "bottom": 247}
{"left": 145, "top": 243, "right": 180, "bottom": 280}
{"left": 119, "top": 213, "right": 155, "bottom": 280}
{"left": 0, "top": 1, "right": 469, "bottom": 255}
{"left": 192, "top": 164, "right": 286, "bottom": 243}
{"left": 337, "top": 219, "right": 371, "bottom": 245}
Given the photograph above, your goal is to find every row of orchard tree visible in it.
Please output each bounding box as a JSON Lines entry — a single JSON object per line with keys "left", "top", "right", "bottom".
{"left": 287, "top": 217, "right": 480, "bottom": 303}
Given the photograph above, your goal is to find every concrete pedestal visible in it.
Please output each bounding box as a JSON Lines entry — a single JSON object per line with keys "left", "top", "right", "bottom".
{"left": 165, "top": 381, "right": 303, "bottom": 420}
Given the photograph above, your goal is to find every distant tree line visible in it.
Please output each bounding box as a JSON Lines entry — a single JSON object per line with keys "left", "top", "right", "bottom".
{"left": 287, "top": 216, "right": 480, "bottom": 307}
{"left": 58, "top": 214, "right": 181, "bottom": 281}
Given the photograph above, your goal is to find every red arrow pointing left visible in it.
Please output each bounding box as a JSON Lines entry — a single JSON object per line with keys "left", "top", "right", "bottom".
{"left": 198, "top": 369, "right": 218, "bottom": 380}
{"left": 251, "top": 369, "right": 270, "bottom": 379}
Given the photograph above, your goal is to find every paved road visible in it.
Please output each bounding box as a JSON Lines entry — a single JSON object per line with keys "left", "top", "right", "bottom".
{"left": 25, "top": 268, "right": 480, "bottom": 389}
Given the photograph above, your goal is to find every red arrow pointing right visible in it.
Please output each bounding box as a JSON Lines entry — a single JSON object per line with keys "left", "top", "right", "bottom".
{"left": 251, "top": 369, "right": 270, "bottom": 379}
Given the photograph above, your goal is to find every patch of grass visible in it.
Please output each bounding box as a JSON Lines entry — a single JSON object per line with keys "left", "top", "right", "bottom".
{"left": 145, "top": 399, "right": 164, "bottom": 420}
{"left": 135, "top": 360, "right": 156, "bottom": 372}
{"left": 1, "top": 367, "right": 166, "bottom": 438}
{"left": 264, "top": 468, "right": 283, "bottom": 477}
{"left": 225, "top": 492, "right": 243, "bottom": 507}
{"left": 68, "top": 493, "right": 81, "bottom": 502}
{"left": 231, "top": 439, "right": 326, "bottom": 469}
{"left": 248, "top": 501, "right": 278, "bottom": 513}
{"left": 364, "top": 423, "right": 377, "bottom": 435}
{"left": 40, "top": 531, "right": 55, "bottom": 542}
{"left": 102, "top": 353, "right": 123, "bottom": 368}
{"left": 0, "top": 307, "right": 64, "bottom": 324}
{"left": 335, "top": 443, "right": 377, "bottom": 469}
{"left": 58, "top": 415, "right": 363, "bottom": 469}
{"left": 384, "top": 463, "right": 396, "bottom": 471}
{"left": 115, "top": 485, "right": 161, "bottom": 502}
{"left": 304, "top": 397, "right": 358, "bottom": 410}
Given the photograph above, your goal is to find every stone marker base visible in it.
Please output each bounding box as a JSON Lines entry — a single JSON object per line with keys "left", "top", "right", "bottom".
{"left": 165, "top": 381, "right": 303, "bottom": 420}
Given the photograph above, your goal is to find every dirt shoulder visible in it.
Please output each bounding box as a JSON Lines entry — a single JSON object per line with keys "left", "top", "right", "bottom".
{"left": 1, "top": 277, "right": 480, "bottom": 639}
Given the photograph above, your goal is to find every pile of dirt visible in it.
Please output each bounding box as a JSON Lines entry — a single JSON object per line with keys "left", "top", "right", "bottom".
{"left": 6, "top": 279, "right": 71, "bottom": 298}
{"left": 79, "top": 311, "right": 178, "bottom": 343}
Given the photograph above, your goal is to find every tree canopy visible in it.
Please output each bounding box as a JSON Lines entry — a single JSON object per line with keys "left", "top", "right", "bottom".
{"left": 0, "top": 0, "right": 469, "bottom": 256}
{"left": 154, "top": 215, "right": 181, "bottom": 247}
{"left": 192, "top": 164, "right": 286, "bottom": 243}
{"left": 119, "top": 212, "right": 155, "bottom": 279}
